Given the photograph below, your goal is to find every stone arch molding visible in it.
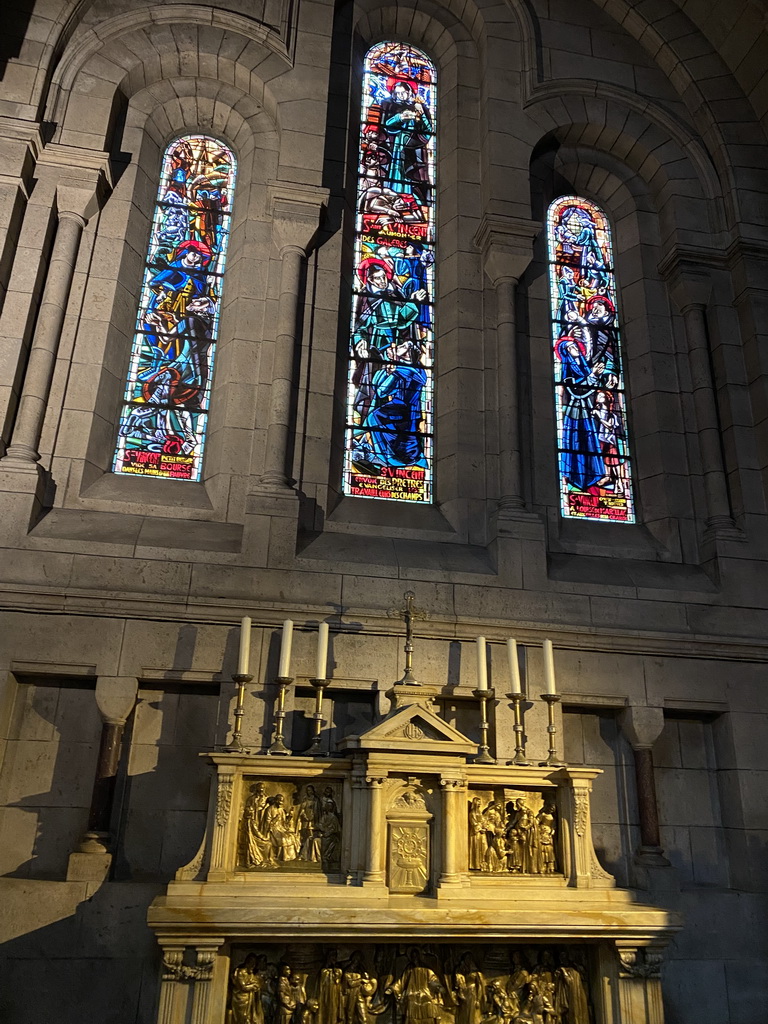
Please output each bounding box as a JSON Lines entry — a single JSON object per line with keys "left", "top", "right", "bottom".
{"left": 526, "top": 86, "right": 725, "bottom": 246}
{"left": 46, "top": 5, "right": 287, "bottom": 148}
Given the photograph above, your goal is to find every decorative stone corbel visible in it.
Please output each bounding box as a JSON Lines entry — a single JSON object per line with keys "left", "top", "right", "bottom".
{"left": 209, "top": 765, "right": 238, "bottom": 879}
{"left": 474, "top": 215, "right": 541, "bottom": 522}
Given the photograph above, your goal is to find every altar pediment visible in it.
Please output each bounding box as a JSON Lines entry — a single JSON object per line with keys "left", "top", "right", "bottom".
{"left": 337, "top": 698, "right": 477, "bottom": 756}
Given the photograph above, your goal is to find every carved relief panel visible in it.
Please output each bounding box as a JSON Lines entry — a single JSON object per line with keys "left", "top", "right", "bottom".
{"left": 386, "top": 780, "right": 433, "bottom": 894}
{"left": 227, "top": 943, "right": 592, "bottom": 1024}
{"left": 238, "top": 779, "right": 342, "bottom": 872}
{"left": 468, "top": 789, "right": 558, "bottom": 875}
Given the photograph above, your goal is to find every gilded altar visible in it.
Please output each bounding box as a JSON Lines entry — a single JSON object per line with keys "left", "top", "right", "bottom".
{"left": 148, "top": 682, "right": 678, "bottom": 1024}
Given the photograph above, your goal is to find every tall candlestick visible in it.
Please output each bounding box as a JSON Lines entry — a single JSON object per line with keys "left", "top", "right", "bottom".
{"left": 278, "top": 619, "right": 294, "bottom": 678}
{"left": 476, "top": 636, "right": 488, "bottom": 690}
{"left": 315, "top": 622, "right": 329, "bottom": 680}
{"left": 237, "top": 617, "right": 252, "bottom": 676}
{"left": 543, "top": 639, "right": 557, "bottom": 695}
{"left": 507, "top": 638, "right": 521, "bottom": 694}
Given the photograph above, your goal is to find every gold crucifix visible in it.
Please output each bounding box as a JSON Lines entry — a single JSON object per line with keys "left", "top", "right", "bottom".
{"left": 388, "top": 590, "right": 427, "bottom": 685}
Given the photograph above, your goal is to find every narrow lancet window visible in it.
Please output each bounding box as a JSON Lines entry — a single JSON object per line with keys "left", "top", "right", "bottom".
{"left": 112, "top": 134, "right": 237, "bottom": 481}
{"left": 343, "top": 42, "right": 437, "bottom": 503}
{"left": 547, "top": 196, "right": 635, "bottom": 522}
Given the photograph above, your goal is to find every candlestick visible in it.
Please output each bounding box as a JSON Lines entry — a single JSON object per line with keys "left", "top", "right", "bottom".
{"left": 507, "top": 638, "right": 521, "bottom": 694}
{"left": 543, "top": 639, "right": 557, "bottom": 695}
{"left": 228, "top": 672, "right": 253, "bottom": 751}
{"left": 305, "top": 677, "right": 328, "bottom": 755}
{"left": 278, "top": 620, "right": 293, "bottom": 678}
{"left": 539, "top": 692, "right": 565, "bottom": 767}
{"left": 237, "top": 616, "right": 252, "bottom": 676}
{"left": 315, "top": 622, "right": 329, "bottom": 681}
{"left": 267, "top": 676, "right": 292, "bottom": 755}
{"left": 476, "top": 636, "right": 488, "bottom": 690}
{"left": 473, "top": 687, "right": 495, "bottom": 763}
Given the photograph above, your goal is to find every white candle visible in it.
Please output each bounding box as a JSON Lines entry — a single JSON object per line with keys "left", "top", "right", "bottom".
{"left": 543, "top": 639, "right": 557, "bottom": 695}
{"left": 476, "top": 636, "right": 488, "bottom": 690}
{"left": 315, "top": 622, "right": 329, "bottom": 680}
{"left": 237, "top": 616, "right": 251, "bottom": 676}
{"left": 507, "top": 638, "right": 521, "bottom": 694}
{"left": 278, "top": 619, "right": 294, "bottom": 678}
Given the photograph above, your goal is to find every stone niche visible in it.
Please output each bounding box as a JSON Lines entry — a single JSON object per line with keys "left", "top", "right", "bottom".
{"left": 227, "top": 943, "right": 593, "bottom": 1024}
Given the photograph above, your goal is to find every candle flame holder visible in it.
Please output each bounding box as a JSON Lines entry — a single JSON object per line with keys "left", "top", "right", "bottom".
{"left": 473, "top": 687, "right": 496, "bottom": 764}
{"left": 228, "top": 673, "right": 253, "bottom": 751}
{"left": 267, "top": 676, "right": 293, "bottom": 755}
{"left": 305, "top": 677, "right": 328, "bottom": 755}
{"left": 539, "top": 692, "right": 566, "bottom": 767}
{"left": 508, "top": 691, "right": 530, "bottom": 765}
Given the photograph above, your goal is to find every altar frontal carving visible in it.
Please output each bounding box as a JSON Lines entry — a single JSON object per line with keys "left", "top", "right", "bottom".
{"left": 239, "top": 780, "right": 342, "bottom": 871}
{"left": 468, "top": 791, "right": 558, "bottom": 875}
{"left": 228, "top": 944, "right": 590, "bottom": 1024}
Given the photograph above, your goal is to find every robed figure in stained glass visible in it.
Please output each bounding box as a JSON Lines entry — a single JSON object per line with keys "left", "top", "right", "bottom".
{"left": 547, "top": 196, "right": 635, "bottom": 522}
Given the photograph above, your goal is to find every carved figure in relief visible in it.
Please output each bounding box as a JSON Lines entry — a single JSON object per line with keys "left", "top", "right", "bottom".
{"left": 319, "top": 950, "right": 344, "bottom": 1024}
{"left": 263, "top": 794, "right": 301, "bottom": 864}
{"left": 243, "top": 783, "right": 269, "bottom": 867}
{"left": 320, "top": 795, "right": 342, "bottom": 868}
{"left": 485, "top": 979, "right": 519, "bottom": 1024}
{"left": 507, "top": 951, "right": 530, "bottom": 1004}
{"left": 387, "top": 948, "right": 444, "bottom": 1024}
{"left": 298, "top": 785, "right": 323, "bottom": 863}
{"left": 232, "top": 954, "right": 268, "bottom": 1024}
{"left": 537, "top": 802, "right": 557, "bottom": 876}
{"left": 453, "top": 953, "right": 485, "bottom": 1024}
{"left": 467, "top": 794, "right": 558, "bottom": 876}
{"left": 277, "top": 963, "right": 305, "bottom": 1024}
{"left": 510, "top": 800, "right": 538, "bottom": 875}
{"left": 468, "top": 798, "right": 487, "bottom": 871}
{"left": 553, "top": 955, "right": 589, "bottom": 1024}
{"left": 482, "top": 802, "right": 507, "bottom": 873}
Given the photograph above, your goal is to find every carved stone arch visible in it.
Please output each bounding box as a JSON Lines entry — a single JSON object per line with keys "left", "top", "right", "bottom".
{"left": 46, "top": 7, "right": 284, "bottom": 151}
{"left": 526, "top": 89, "right": 725, "bottom": 247}
{"left": 386, "top": 777, "right": 436, "bottom": 818}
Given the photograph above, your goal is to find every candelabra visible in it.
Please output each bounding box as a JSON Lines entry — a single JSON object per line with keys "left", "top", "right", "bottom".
{"left": 473, "top": 688, "right": 496, "bottom": 764}
{"left": 267, "top": 676, "right": 293, "bottom": 755}
{"left": 228, "top": 673, "right": 253, "bottom": 751}
{"left": 539, "top": 692, "right": 565, "bottom": 767}
{"left": 305, "top": 677, "right": 328, "bottom": 755}
{"left": 508, "top": 691, "right": 530, "bottom": 765}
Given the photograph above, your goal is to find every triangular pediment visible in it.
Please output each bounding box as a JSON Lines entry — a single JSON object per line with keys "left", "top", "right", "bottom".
{"left": 337, "top": 698, "right": 477, "bottom": 757}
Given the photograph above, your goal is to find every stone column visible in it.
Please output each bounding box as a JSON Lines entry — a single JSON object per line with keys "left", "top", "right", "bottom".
{"left": 474, "top": 215, "right": 540, "bottom": 522}
{"left": 189, "top": 946, "right": 219, "bottom": 1024}
{"left": 665, "top": 260, "right": 740, "bottom": 539}
{"left": 438, "top": 776, "right": 466, "bottom": 890}
{"left": 255, "top": 183, "right": 329, "bottom": 492}
{"left": 68, "top": 675, "right": 138, "bottom": 881}
{"left": 157, "top": 948, "right": 186, "bottom": 1024}
{"left": 362, "top": 775, "right": 386, "bottom": 885}
{"left": 615, "top": 944, "right": 667, "bottom": 1024}
{"left": 2, "top": 147, "right": 109, "bottom": 468}
{"left": 619, "top": 706, "right": 669, "bottom": 866}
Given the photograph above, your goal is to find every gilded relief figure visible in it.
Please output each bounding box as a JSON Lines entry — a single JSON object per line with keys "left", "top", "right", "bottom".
{"left": 227, "top": 945, "right": 591, "bottom": 1024}
{"left": 239, "top": 781, "right": 342, "bottom": 872}
{"left": 466, "top": 793, "right": 558, "bottom": 876}
{"left": 387, "top": 948, "right": 445, "bottom": 1024}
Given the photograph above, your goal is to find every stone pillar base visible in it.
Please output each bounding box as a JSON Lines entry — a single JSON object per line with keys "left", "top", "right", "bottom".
{"left": 66, "top": 850, "right": 112, "bottom": 882}
{"left": 0, "top": 460, "right": 47, "bottom": 539}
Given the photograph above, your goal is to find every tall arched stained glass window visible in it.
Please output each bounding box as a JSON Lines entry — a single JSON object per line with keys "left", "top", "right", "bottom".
{"left": 547, "top": 196, "right": 635, "bottom": 522}
{"left": 343, "top": 42, "right": 437, "bottom": 503}
{"left": 112, "top": 134, "right": 237, "bottom": 482}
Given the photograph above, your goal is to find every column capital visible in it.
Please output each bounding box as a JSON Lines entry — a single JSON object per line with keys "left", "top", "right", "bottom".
{"left": 94, "top": 676, "right": 138, "bottom": 726}
{"left": 268, "top": 180, "right": 329, "bottom": 254}
{"left": 36, "top": 143, "right": 112, "bottom": 221}
{"left": 618, "top": 704, "right": 664, "bottom": 750}
{"left": 474, "top": 214, "right": 541, "bottom": 286}
{"left": 658, "top": 244, "right": 721, "bottom": 311}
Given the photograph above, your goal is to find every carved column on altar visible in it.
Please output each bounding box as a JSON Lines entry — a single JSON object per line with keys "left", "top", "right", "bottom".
{"left": 362, "top": 774, "right": 387, "bottom": 885}
{"left": 438, "top": 775, "right": 467, "bottom": 891}
{"left": 615, "top": 944, "right": 666, "bottom": 1024}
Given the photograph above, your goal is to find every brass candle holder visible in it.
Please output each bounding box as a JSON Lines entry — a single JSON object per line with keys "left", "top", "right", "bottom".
{"left": 508, "top": 691, "right": 530, "bottom": 765}
{"left": 267, "top": 676, "right": 293, "bottom": 755}
{"left": 305, "top": 677, "right": 328, "bottom": 755}
{"left": 473, "top": 687, "right": 496, "bottom": 764}
{"left": 539, "top": 692, "right": 566, "bottom": 767}
{"left": 228, "top": 673, "right": 253, "bottom": 751}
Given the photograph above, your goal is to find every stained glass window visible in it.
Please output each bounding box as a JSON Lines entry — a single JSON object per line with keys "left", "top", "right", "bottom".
{"left": 112, "top": 134, "right": 237, "bottom": 481}
{"left": 547, "top": 196, "right": 635, "bottom": 522}
{"left": 343, "top": 42, "right": 437, "bottom": 503}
